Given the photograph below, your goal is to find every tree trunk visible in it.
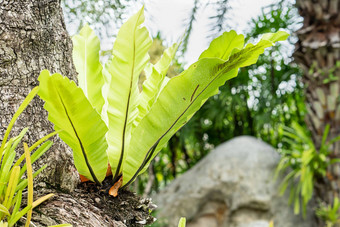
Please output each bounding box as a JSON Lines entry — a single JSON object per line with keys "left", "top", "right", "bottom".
{"left": 294, "top": 0, "right": 340, "bottom": 225}
{"left": 0, "top": 0, "right": 80, "bottom": 193}
{"left": 0, "top": 1, "right": 154, "bottom": 226}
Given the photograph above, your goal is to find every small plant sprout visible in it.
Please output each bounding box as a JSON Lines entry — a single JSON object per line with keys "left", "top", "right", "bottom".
{"left": 178, "top": 217, "right": 186, "bottom": 227}
{"left": 316, "top": 197, "right": 340, "bottom": 227}
{"left": 38, "top": 7, "right": 288, "bottom": 195}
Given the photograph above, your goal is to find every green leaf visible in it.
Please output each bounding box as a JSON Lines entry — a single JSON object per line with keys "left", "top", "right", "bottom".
{"left": 3, "top": 166, "right": 20, "bottom": 209}
{"left": 16, "top": 165, "right": 47, "bottom": 192}
{"left": 7, "top": 205, "right": 32, "bottom": 227}
{"left": 291, "top": 122, "right": 314, "bottom": 149}
{"left": 178, "top": 217, "right": 186, "bottom": 227}
{"left": 19, "top": 141, "right": 53, "bottom": 178}
{"left": 330, "top": 158, "right": 340, "bottom": 165}
{"left": 29, "top": 131, "right": 58, "bottom": 152}
{"left": 10, "top": 190, "right": 22, "bottom": 219}
{"left": 1, "top": 128, "right": 27, "bottom": 173}
{"left": 0, "top": 87, "right": 38, "bottom": 159}
{"left": 294, "top": 182, "right": 302, "bottom": 215}
{"left": 199, "top": 30, "right": 244, "bottom": 60}
{"left": 72, "top": 24, "right": 105, "bottom": 114}
{"left": 0, "top": 204, "right": 10, "bottom": 216}
{"left": 0, "top": 221, "right": 8, "bottom": 227}
{"left": 13, "top": 131, "right": 57, "bottom": 169}
{"left": 135, "top": 42, "right": 179, "bottom": 127}
{"left": 49, "top": 224, "right": 72, "bottom": 227}
{"left": 32, "top": 193, "right": 54, "bottom": 208}
{"left": 261, "top": 31, "right": 290, "bottom": 44}
{"left": 23, "top": 143, "right": 33, "bottom": 227}
{"left": 103, "top": 6, "right": 152, "bottom": 181}
{"left": 321, "top": 124, "right": 330, "bottom": 147}
{"left": 0, "top": 139, "right": 13, "bottom": 199}
{"left": 279, "top": 170, "right": 295, "bottom": 195}
{"left": 329, "top": 135, "right": 340, "bottom": 145}
{"left": 122, "top": 31, "right": 289, "bottom": 186}
{"left": 0, "top": 128, "right": 27, "bottom": 196}
{"left": 38, "top": 70, "right": 108, "bottom": 184}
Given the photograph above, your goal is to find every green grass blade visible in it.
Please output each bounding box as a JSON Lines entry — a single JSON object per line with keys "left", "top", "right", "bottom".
{"left": 0, "top": 86, "right": 39, "bottom": 159}
{"left": 329, "top": 135, "right": 340, "bottom": 145}
{"left": 13, "top": 130, "right": 58, "bottom": 168}
{"left": 23, "top": 143, "right": 33, "bottom": 227}
{"left": 29, "top": 131, "right": 59, "bottom": 152}
{"left": 10, "top": 190, "right": 22, "bottom": 219}
{"left": 1, "top": 128, "right": 28, "bottom": 162}
{"left": 0, "top": 128, "right": 28, "bottom": 197}
{"left": 0, "top": 204, "right": 10, "bottom": 216}
{"left": 0, "top": 128, "right": 27, "bottom": 178}
{"left": 49, "top": 224, "right": 73, "bottom": 227}
{"left": 16, "top": 165, "right": 47, "bottom": 192}
{"left": 321, "top": 124, "right": 330, "bottom": 147}
{"left": 32, "top": 193, "right": 54, "bottom": 208}
{"left": 0, "top": 139, "right": 14, "bottom": 196}
{"left": 19, "top": 141, "right": 52, "bottom": 178}
{"left": 178, "top": 217, "right": 186, "bottom": 227}
{"left": 3, "top": 166, "right": 20, "bottom": 209}
{"left": 7, "top": 205, "right": 32, "bottom": 227}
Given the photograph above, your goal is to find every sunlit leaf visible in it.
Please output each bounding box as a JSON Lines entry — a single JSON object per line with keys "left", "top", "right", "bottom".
{"left": 3, "top": 166, "right": 20, "bottom": 209}
{"left": 0, "top": 204, "right": 9, "bottom": 216}
{"left": 199, "top": 30, "right": 244, "bottom": 60}
{"left": 73, "top": 24, "right": 105, "bottom": 114}
{"left": 135, "top": 42, "right": 179, "bottom": 127}
{"left": 103, "top": 6, "right": 152, "bottom": 181}
{"left": 23, "top": 143, "right": 33, "bottom": 227}
{"left": 38, "top": 70, "right": 108, "bottom": 184}
{"left": 178, "top": 217, "right": 186, "bottom": 227}
{"left": 32, "top": 193, "right": 54, "bottom": 208}
{"left": 123, "top": 31, "right": 289, "bottom": 186}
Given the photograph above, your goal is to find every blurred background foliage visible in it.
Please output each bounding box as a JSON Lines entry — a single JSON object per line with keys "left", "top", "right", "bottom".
{"left": 62, "top": 0, "right": 308, "bottom": 196}
{"left": 62, "top": 0, "right": 137, "bottom": 40}
{"left": 136, "top": 0, "right": 307, "bottom": 196}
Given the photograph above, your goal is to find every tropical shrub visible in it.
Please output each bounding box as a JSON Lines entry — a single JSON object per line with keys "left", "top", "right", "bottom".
{"left": 37, "top": 7, "right": 288, "bottom": 193}
{"left": 143, "top": 1, "right": 303, "bottom": 195}
{"left": 316, "top": 197, "right": 340, "bottom": 227}
{"left": 275, "top": 122, "right": 340, "bottom": 216}
{"left": 0, "top": 87, "right": 54, "bottom": 226}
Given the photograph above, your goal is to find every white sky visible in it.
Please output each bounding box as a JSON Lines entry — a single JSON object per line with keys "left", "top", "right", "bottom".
{"left": 143, "top": 0, "right": 276, "bottom": 64}
{"left": 66, "top": 0, "right": 277, "bottom": 64}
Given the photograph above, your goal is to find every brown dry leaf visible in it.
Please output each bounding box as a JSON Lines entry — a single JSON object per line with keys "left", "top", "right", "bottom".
{"left": 106, "top": 164, "right": 112, "bottom": 177}
{"left": 80, "top": 164, "right": 112, "bottom": 183}
{"left": 109, "top": 176, "right": 123, "bottom": 197}
{"left": 326, "top": 171, "right": 334, "bottom": 181}
{"left": 79, "top": 174, "right": 90, "bottom": 182}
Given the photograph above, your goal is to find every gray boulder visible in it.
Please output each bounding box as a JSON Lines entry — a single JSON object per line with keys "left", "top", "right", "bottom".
{"left": 153, "top": 136, "right": 315, "bottom": 227}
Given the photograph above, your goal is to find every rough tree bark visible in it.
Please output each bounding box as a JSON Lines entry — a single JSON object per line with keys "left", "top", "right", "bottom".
{"left": 294, "top": 0, "right": 340, "bottom": 225}
{"left": 0, "top": 0, "right": 79, "bottom": 193}
{"left": 0, "top": 1, "right": 154, "bottom": 226}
